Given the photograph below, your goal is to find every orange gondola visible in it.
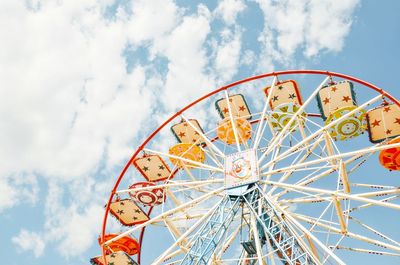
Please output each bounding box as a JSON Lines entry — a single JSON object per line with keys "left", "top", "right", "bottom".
{"left": 98, "top": 234, "right": 140, "bottom": 256}
{"left": 379, "top": 137, "right": 400, "bottom": 171}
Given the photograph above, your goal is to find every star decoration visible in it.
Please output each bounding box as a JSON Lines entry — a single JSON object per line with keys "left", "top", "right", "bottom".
{"left": 331, "top": 86, "right": 338, "bottom": 92}
{"left": 183, "top": 122, "right": 188, "bottom": 126}
{"left": 384, "top": 106, "right": 391, "bottom": 112}
{"left": 178, "top": 132, "right": 186, "bottom": 138}
{"left": 342, "top": 96, "right": 351, "bottom": 102}
{"left": 288, "top": 93, "right": 296, "bottom": 99}
{"left": 157, "top": 173, "right": 162, "bottom": 177}
{"left": 110, "top": 253, "right": 116, "bottom": 258}
{"left": 142, "top": 166, "right": 149, "bottom": 172}
{"left": 395, "top": 118, "right": 400, "bottom": 125}
{"left": 229, "top": 98, "right": 233, "bottom": 102}
{"left": 222, "top": 107, "right": 229, "bottom": 114}
{"left": 272, "top": 96, "right": 279, "bottom": 102}
{"left": 192, "top": 139, "right": 197, "bottom": 142}
{"left": 371, "top": 119, "right": 381, "bottom": 127}
{"left": 147, "top": 157, "right": 152, "bottom": 162}
{"left": 120, "top": 201, "right": 125, "bottom": 205}
{"left": 386, "top": 129, "right": 392, "bottom": 134}
{"left": 158, "top": 165, "right": 165, "bottom": 170}
{"left": 134, "top": 209, "right": 141, "bottom": 213}
{"left": 238, "top": 105, "right": 245, "bottom": 111}
{"left": 108, "top": 262, "right": 115, "bottom": 265}
{"left": 116, "top": 209, "right": 124, "bottom": 215}
{"left": 194, "top": 131, "right": 199, "bottom": 135}
{"left": 133, "top": 217, "right": 138, "bottom": 220}
{"left": 277, "top": 85, "right": 284, "bottom": 90}
{"left": 322, "top": 97, "right": 330, "bottom": 104}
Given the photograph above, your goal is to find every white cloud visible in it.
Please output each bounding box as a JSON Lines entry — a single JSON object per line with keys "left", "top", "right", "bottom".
{"left": 0, "top": 0, "right": 361, "bottom": 261}
{"left": 214, "top": 0, "right": 246, "bottom": 25}
{"left": 151, "top": 4, "right": 215, "bottom": 112}
{"left": 256, "top": 0, "right": 360, "bottom": 70}
{"left": 12, "top": 230, "right": 45, "bottom": 258}
{"left": 0, "top": 174, "right": 39, "bottom": 212}
{"left": 214, "top": 27, "right": 243, "bottom": 84}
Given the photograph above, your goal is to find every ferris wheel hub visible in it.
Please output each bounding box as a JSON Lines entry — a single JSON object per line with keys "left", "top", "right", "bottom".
{"left": 224, "top": 149, "right": 260, "bottom": 196}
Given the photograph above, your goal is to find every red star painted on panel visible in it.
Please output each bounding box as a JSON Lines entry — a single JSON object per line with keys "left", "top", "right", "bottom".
{"left": 395, "top": 118, "right": 400, "bottom": 125}
{"left": 223, "top": 107, "right": 229, "bottom": 114}
{"left": 322, "top": 97, "right": 330, "bottom": 104}
{"left": 342, "top": 96, "right": 351, "bottom": 102}
{"left": 331, "top": 86, "right": 338, "bottom": 92}
{"left": 383, "top": 106, "right": 391, "bottom": 112}
{"left": 371, "top": 119, "right": 381, "bottom": 127}
{"left": 229, "top": 98, "right": 233, "bottom": 102}
{"left": 194, "top": 131, "right": 200, "bottom": 135}
{"left": 183, "top": 122, "right": 188, "bottom": 127}
{"left": 238, "top": 105, "right": 245, "bottom": 111}
{"left": 178, "top": 132, "right": 186, "bottom": 138}
{"left": 386, "top": 129, "right": 392, "bottom": 134}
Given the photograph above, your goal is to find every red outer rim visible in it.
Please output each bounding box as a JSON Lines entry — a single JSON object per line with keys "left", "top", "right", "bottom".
{"left": 100, "top": 70, "right": 400, "bottom": 264}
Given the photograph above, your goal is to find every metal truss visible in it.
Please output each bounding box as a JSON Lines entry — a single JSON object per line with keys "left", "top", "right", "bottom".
{"left": 181, "top": 184, "right": 318, "bottom": 265}
{"left": 181, "top": 195, "right": 242, "bottom": 264}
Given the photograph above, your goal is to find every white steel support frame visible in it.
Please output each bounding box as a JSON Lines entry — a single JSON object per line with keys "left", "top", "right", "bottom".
{"left": 258, "top": 76, "right": 330, "bottom": 165}
{"left": 101, "top": 71, "right": 400, "bottom": 265}
{"left": 260, "top": 94, "right": 383, "bottom": 171}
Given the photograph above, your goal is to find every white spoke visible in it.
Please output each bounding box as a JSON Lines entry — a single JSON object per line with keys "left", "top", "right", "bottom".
{"left": 258, "top": 76, "right": 330, "bottom": 165}
{"left": 253, "top": 76, "right": 277, "bottom": 150}
{"left": 143, "top": 148, "right": 224, "bottom": 173}
{"left": 261, "top": 142, "right": 400, "bottom": 176}
{"left": 104, "top": 187, "right": 225, "bottom": 247}
{"left": 181, "top": 114, "right": 226, "bottom": 158}
{"left": 263, "top": 180, "right": 400, "bottom": 211}
{"left": 116, "top": 179, "right": 223, "bottom": 194}
{"left": 224, "top": 90, "right": 241, "bottom": 152}
{"left": 260, "top": 94, "right": 382, "bottom": 171}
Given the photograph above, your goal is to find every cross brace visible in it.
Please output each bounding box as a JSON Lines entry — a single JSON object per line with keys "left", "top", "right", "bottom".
{"left": 181, "top": 185, "right": 318, "bottom": 265}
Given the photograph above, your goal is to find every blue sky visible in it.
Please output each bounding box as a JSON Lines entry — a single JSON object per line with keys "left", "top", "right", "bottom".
{"left": 1, "top": 0, "right": 400, "bottom": 264}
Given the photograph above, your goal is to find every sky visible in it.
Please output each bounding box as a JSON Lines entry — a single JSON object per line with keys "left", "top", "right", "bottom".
{"left": 0, "top": 0, "right": 400, "bottom": 264}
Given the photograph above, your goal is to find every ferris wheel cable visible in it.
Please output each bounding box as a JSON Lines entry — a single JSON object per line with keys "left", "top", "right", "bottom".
{"left": 350, "top": 183, "right": 397, "bottom": 189}
{"left": 331, "top": 246, "right": 400, "bottom": 257}
{"left": 200, "top": 146, "right": 224, "bottom": 168}
{"left": 282, "top": 188, "right": 400, "bottom": 204}
{"left": 104, "top": 187, "right": 225, "bottom": 248}
{"left": 249, "top": 211, "right": 266, "bottom": 265}
{"left": 259, "top": 94, "right": 383, "bottom": 172}
{"left": 164, "top": 218, "right": 187, "bottom": 245}
{"left": 264, "top": 141, "right": 282, "bottom": 184}
{"left": 267, "top": 135, "right": 326, "bottom": 196}
{"left": 115, "top": 179, "right": 223, "bottom": 194}
{"left": 344, "top": 195, "right": 400, "bottom": 214}
{"left": 253, "top": 76, "right": 278, "bottom": 150}
{"left": 261, "top": 142, "right": 400, "bottom": 177}
{"left": 294, "top": 151, "right": 367, "bottom": 188}
{"left": 180, "top": 115, "right": 226, "bottom": 158}
{"left": 292, "top": 213, "right": 400, "bottom": 253}
{"left": 263, "top": 180, "right": 400, "bottom": 211}
{"left": 258, "top": 76, "right": 331, "bottom": 165}
{"left": 258, "top": 193, "right": 344, "bottom": 265}
{"left": 347, "top": 216, "right": 400, "bottom": 247}
{"left": 346, "top": 151, "right": 374, "bottom": 176}
{"left": 290, "top": 213, "right": 341, "bottom": 228}
{"left": 271, "top": 166, "right": 335, "bottom": 200}
{"left": 224, "top": 90, "right": 242, "bottom": 152}
{"left": 142, "top": 148, "right": 224, "bottom": 173}
{"left": 322, "top": 235, "right": 346, "bottom": 264}
{"left": 152, "top": 196, "right": 225, "bottom": 265}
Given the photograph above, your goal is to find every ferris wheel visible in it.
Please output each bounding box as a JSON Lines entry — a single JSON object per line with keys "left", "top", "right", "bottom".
{"left": 91, "top": 70, "right": 400, "bottom": 265}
